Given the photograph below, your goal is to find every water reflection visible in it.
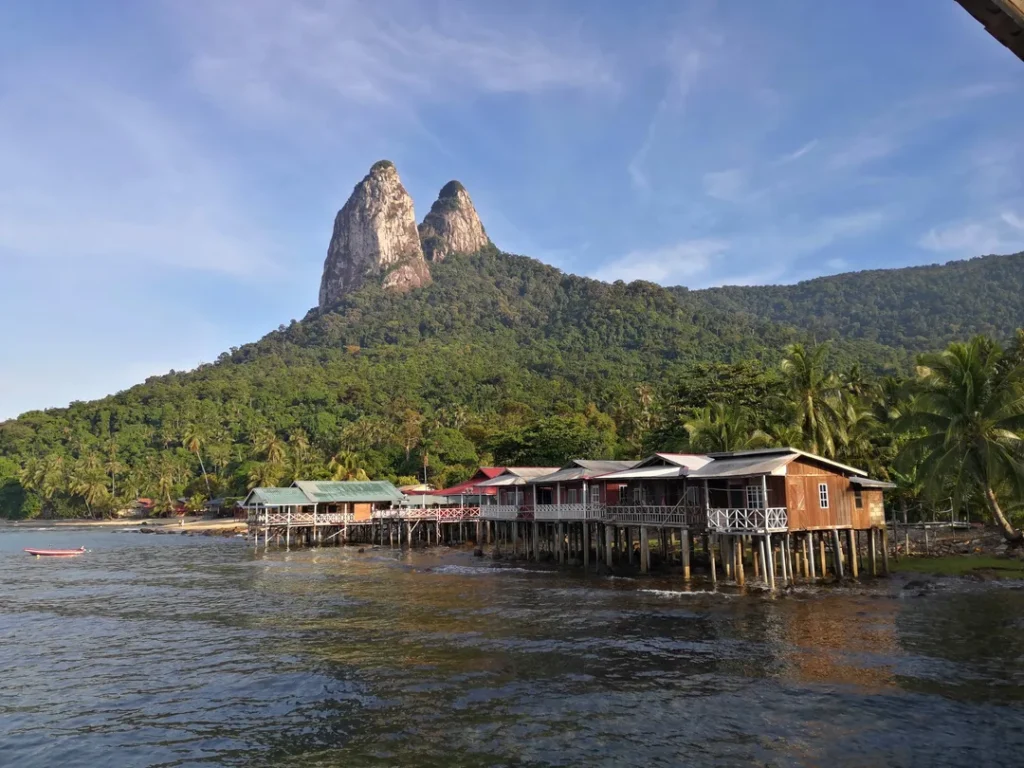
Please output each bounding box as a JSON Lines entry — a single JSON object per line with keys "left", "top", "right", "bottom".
{"left": 2, "top": 531, "right": 1024, "bottom": 767}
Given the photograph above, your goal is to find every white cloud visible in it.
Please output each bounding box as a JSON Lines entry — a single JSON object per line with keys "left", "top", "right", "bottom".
{"left": 703, "top": 168, "right": 748, "bottom": 202}
{"left": 0, "top": 72, "right": 275, "bottom": 277}
{"left": 169, "top": 0, "right": 616, "bottom": 123}
{"left": 594, "top": 239, "right": 730, "bottom": 285}
{"left": 777, "top": 139, "right": 818, "bottom": 164}
{"left": 919, "top": 211, "right": 1024, "bottom": 256}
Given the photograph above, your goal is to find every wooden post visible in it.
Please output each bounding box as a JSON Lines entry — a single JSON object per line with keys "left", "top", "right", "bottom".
{"left": 710, "top": 534, "right": 718, "bottom": 584}
{"left": 723, "top": 536, "right": 733, "bottom": 579}
{"left": 752, "top": 537, "right": 760, "bottom": 580}
{"left": 819, "top": 534, "right": 828, "bottom": 577}
{"left": 881, "top": 528, "right": 890, "bottom": 575}
{"left": 640, "top": 526, "right": 650, "bottom": 574}
{"left": 583, "top": 522, "right": 590, "bottom": 569}
{"left": 868, "top": 528, "right": 878, "bottom": 576}
{"left": 682, "top": 529, "right": 691, "bottom": 579}
{"left": 735, "top": 537, "right": 745, "bottom": 586}
{"left": 847, "top": 529, "right": 859, "bottom": 578}
{"left": 605, "top": 525, "right": 614, "bottom": 568}
{"left": 832, "top": 529, "right": 845, "bottom": 578}
{"left": 762, "top": 536, "right": 774, "bottom": 589}
{"left": 808, "top": 532, "right": 817, "bottom": 578}
{"left": 557, "top": 523, "right": 565, "bottom": 564}
{"left": 625, "top": 527, "right": 633, "bottom": 567}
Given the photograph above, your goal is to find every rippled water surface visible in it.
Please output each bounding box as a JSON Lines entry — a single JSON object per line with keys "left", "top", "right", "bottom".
{"left": 2, "top": 529, "right": 1024, "bottom": 767}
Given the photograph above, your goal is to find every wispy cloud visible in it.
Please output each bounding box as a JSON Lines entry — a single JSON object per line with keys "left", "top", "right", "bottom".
{"left": 703, "top": 168, "right": 748, "bottom": 202}
{"left": 919, "top": 209, "right": 1024, "bottom": 256}
{"left": 627, "top": 32, "right": 710, "bottom": 190}
{"left": 594, "top": 238, "right": 729, "bottom": 285}
{"left": 776, "top": 139, "right": 818, "bottom": 165}
{"left": 0, "top": 71, "right": 275, "bottom": 277}
{"left": 170, "top": 0, "right": 616, "bottom": 124}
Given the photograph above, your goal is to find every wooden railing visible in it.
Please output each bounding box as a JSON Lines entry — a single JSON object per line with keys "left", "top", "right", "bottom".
{"left": 480, "top": 504, "right": 522, "bottom": 520}
{"left": 532, "top": 503, "right": 605, "bottom": 520}
{"left": 707, "top": 507, "right": 788, "bottom": 533}
{"left": 246, "top": 509, "right": 351, "bottom": 526}
{"left": 604, "top": 505, "right": 706, "bottom": 529}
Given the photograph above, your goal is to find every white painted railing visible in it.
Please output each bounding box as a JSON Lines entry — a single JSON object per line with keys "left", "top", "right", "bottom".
{"left": 532, "top": 503, "right": 605, "bottom": 520}
{"left": 708, "top": 507, "right": 788, "bottom": 533}
{"left": 604, "top": 505, "right": 706, "bottom": 529}
{"left": 478, "top": 504, "right": 521, "bottom": 520}
{"left": 247, "top": 510, "right": 351, "bottom": 526}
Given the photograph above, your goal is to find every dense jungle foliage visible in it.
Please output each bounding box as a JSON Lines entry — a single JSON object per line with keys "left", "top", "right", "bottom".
{"left": 1, "top": 248, "right": 1022, "bottom": 537}
{"left": 687, "top": 252, "right": 1024, "bottom": 354}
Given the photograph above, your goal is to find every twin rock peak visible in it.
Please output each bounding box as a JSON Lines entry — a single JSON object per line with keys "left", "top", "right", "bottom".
{"left": 318, "top": 160, "right": 490, "bottom": 309}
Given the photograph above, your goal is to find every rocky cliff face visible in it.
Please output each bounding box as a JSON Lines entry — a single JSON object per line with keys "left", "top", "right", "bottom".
{"left": 318, "top": 160, "right": 431, "bottom": 309}
{"left": 418, "top": 181, "right": 490, "bottom": 263}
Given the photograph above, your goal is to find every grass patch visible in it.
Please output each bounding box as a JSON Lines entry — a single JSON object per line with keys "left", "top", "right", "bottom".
{"left": 891, "top": 555, "right": 1024, "bottom": 578}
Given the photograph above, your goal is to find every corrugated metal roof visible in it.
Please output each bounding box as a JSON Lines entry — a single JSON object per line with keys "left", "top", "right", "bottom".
{"left": 689, "top": 453, "right": 797, "bottom": 479}
{"left": 652, "top": 453, "right": 713, "bottom": 469}
{"left": 850, "top": 476, "right": 897, "bottom": 490}
{"left": 705, "top": 448, "right": 867, "bottom": 477}
{"left": 242, "top": 487, "right": 311, "bottom": 507}
{"left": 475, "top": 467, "right": 561, "bottom": 487}
{"left": 598, "top": 465, "right": 689, "bottom": 481}
{"left": 527, "top": 460, "right": 639, "bottom": 485}
{"left": 292, "top": 480, "right": 405, "bottom": 503}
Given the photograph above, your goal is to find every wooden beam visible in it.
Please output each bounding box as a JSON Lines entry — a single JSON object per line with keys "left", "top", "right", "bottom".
{"left": 955, "top": 0, "right": 1024, "bottom": 63}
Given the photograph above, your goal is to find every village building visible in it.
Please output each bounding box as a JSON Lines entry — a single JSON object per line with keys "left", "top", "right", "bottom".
{"left": 242, "top": 447, "right": 895, "bottom": 589}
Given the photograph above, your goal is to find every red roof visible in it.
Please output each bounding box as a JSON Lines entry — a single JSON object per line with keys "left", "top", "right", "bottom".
{"left": 408, "top": 467, "right": 507, "bottom": 497}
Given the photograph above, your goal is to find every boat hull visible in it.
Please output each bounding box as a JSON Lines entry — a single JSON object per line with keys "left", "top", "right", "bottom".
{"left": 24, "top": 548, "right": 86, "bottom": 557}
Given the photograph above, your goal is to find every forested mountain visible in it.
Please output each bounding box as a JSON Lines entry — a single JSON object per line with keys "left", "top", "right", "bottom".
{"left": 1, "top": 159, "right": 1021, "bottom": 523}
{"left": 685, "top": 252, "right": 1024, "bottom": 353}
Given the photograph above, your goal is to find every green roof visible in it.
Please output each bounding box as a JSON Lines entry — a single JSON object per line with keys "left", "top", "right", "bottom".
{"left": 292, "top": 480, "right": 405, "bottom": 504}
{"left": 242, "top": 487, "right": 311, "bottom": 507}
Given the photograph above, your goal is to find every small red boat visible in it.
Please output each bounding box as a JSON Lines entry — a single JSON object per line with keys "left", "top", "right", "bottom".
{"left": 25, "top": 547, "right": 86, "bottom": 557}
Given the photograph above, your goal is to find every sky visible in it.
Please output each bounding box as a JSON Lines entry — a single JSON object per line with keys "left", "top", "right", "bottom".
{"left": 1, "top": 0, "right": 1023, "bottom": 420}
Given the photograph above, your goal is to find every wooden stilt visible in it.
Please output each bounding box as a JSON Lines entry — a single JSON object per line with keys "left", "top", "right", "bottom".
{"left": 881, "top": 528, "right": 890, "bottom": 575}
{"left": 808, "top": 531, "right": 817, "bottom": 578}
{"left": 847, "top": 529, "right": 859, "bottom": 578}
{"left": 605, "top": 525, "right": 614, "bottom": 568}
{"left": 868, "top": 528, "right": 877, "bottom": 576}
{"left": 682, "top": 529, "right": 691, "bottom": 579}
{"left": 640, "top": 526, "right": 650, "bottom": 574}
{"left": 583, "top": 522, "right": 590, "bottom": 569}
{"left": 819, "top": 534, "right": 828, "bottom": 577}
{"left": 736, "top": 537, "right": 746, "bottom": 586}
{"left": 832, "top": 529, "right": 845, "bottom": 578}
{"left": 709, "top": 534, "right": 718, "bottom": 584}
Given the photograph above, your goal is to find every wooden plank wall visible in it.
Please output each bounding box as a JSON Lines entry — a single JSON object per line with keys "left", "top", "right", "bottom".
{"left": 785, "top": 459, "right": 857, "bottom": 529}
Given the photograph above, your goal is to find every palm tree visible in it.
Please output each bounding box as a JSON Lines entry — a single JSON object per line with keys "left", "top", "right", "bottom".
{"left": 182, "top": 423, "right": 212, "bottom": 494}
{"left": 247, "top": 461, "right": 284, "bottom": 490}
{"left": 71, "top": 457, "right": 111, "bottom": 517}
{"left": 328, "top": 450, "right": 370, "bottom": 481}
{"left": 780, "top": 342, "right": 844, "bottom": 456}
{"left": 104, "top": 437, "right": 124, "bottom": 499}
{"left": 253, "top": 429, "right": 287, "bottom": 466}
{"left": 897, "top": 337, "right": 1024, "bottom": 544}
{"left": 684, "top": 403, "right": 771, "bottom": 453}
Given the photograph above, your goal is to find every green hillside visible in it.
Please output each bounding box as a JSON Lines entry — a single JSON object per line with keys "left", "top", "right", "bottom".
{"left": 684, "top": 252, "right": 1024, "bottom": 353}
{"left": 3, "top": 247, "right": 1020, "bottom": 521}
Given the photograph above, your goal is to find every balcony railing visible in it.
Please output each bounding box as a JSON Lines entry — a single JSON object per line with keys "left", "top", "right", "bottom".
{"left": 604, "top": 504, "right": 706, "bottom": 529}
{"left": 479, "top": 504, "right": 521, "bottom": 520}
{"left": 708, "top": 507, "right": 788, "bottom": 533}
{"left": 532, "top": 502, "right": 605, "bottom": 520}
{"left": 247, "top": 510, "right": 351, "bottom": 526}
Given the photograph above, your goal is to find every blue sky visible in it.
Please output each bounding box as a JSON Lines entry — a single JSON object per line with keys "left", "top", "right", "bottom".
{"left": 1, "top": 0, "right": 1023, "bottom": 420}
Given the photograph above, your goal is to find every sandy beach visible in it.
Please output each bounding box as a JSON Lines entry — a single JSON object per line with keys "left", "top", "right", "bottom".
{"left": 0, "top": 516, "right": 246, "bottom": 534}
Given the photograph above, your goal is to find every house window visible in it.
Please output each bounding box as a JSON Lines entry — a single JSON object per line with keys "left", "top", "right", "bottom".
{"left": 633, "top": 486, "right": 644, "bottom": 504}
{"left": 567, "top": 488, "right": 579, "bottom": 504}
{"left": 854, "top": 487, "right": 863, "bottom": 509}
{"left": 590, "top": 486, "right": 601, "bottom": 504}
{"left": 819, "top": 483, "right": 829, "bottom": 509}
{"left": 745, "top": 485, "right": 765, "bottom": 509}
{"left": 685, "top": 486, "right": 699, "bottom": 506}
